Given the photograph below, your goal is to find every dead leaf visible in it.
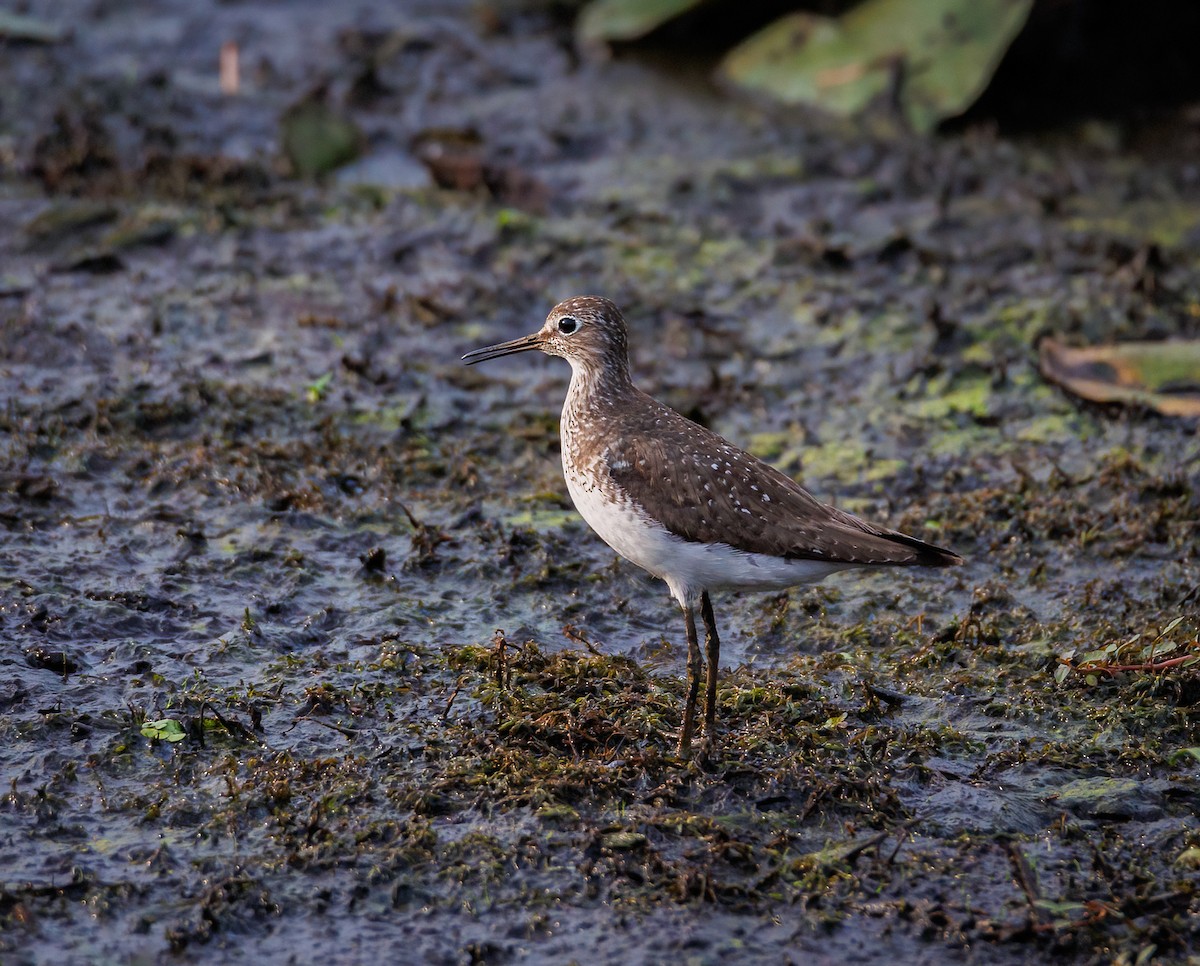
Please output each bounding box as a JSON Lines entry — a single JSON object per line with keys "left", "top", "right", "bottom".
{"left": 1039, "top": 337, "right": 1200, "bottom": 417}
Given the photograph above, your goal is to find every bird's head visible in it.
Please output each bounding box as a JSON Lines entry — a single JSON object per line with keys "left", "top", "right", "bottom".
{"left": 462, "top": 296, "right": 630, "bottom": 377}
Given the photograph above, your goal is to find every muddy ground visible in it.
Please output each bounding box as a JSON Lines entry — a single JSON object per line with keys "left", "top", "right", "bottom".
{"left": 1, "top": 1, "right": 1198, "bottom": 963}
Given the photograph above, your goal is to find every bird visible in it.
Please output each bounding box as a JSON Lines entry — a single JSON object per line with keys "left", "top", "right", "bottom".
{"left": 463, "top": 296, "right": 963, "bottom": 756}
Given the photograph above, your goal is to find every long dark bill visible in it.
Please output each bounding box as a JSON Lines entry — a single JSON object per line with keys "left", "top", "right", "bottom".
{"left": 461, "top": 332, "right": 543, "bottom": 365}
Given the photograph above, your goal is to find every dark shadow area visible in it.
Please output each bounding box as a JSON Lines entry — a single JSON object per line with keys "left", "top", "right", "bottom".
{"left": 964, "top": 0, "right": 1200, "bottom": 131}
{"left": 609, "top": 0, "right": 1200, "bottom": 135}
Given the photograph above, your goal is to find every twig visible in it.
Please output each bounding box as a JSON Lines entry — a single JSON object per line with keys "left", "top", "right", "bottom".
{"left": 865, "top": 682, "right": 910, "bottom": 706}
{"left": 563, "top": 623, "right": 602, "bottom": 656}
{"left": 1006, "top": 841, "right": 1046, "bottom": 927}
{"left": 288, "top": 715, "right": 359, "bottom": 740}
{"left": 797, "top": 783, "right": 828, "bottom": 823}
{"left": 884, "top": 822, "right": 916, "bottom": 864}
{"left": 397, "top": 501, "right": 423, "bottom": 531}
{"left": 492, "top": 629, "right": 511, "bottom": 689}
{"left": 840, "top": 830, "right": 889, "bottom": 864}
{"left": 441, "top": 675, "right": 466, "bottom": 721}
{"left": 200, "top": 701, "right": 263, "bottom": 745}
{"left": 1081, "top": 653, "right": 1198, "bottom": 676}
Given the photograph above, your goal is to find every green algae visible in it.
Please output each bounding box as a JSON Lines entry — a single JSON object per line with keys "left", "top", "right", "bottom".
{"left": 912, "top": 371, "right": 994, "bottom": 420}
{"left": 797, "top": 435, "right": 907, "bottom": 486}
{"left": 1064, "top": 197, "right": 1200, "bottom": 249}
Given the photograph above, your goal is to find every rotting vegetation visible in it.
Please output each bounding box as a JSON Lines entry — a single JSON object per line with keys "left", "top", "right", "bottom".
{"left": 1, "top": 1, "right": 1199, "bottom": 963}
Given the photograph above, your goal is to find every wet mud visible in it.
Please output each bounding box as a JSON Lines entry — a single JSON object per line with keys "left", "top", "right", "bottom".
{"left": 1, "top": 1, "right": 1198, "bottom": 963}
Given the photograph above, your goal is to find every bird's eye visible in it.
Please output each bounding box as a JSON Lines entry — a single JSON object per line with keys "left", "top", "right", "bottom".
{"left": 557, "top": 316, "right": 579, "bottom": 335}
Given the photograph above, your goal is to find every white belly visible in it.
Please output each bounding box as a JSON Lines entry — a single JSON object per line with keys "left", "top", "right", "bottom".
{"left": 563, "top": 468, "right": 849, "bottom": 607}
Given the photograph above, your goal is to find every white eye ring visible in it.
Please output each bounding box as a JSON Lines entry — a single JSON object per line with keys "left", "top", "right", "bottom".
{"left": 557, "top": 316, "right": 579, "bottom": 335}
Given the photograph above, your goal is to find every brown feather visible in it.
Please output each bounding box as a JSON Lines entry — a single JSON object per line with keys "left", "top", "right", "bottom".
{"left": 590, "top": 390, "right": 962, "bottom": 568}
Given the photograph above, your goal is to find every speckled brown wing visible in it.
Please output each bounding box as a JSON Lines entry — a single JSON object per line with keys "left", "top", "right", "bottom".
{"left": 601, "top": 398, "right": 962, "bottom": 568}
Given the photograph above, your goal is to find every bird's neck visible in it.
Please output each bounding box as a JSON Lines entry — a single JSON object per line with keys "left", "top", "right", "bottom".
{"left": 565, "top": 357, "right": 635, "bottom": 411}
{"left": 561, "top": 358, "right": 637, "bottom": 460}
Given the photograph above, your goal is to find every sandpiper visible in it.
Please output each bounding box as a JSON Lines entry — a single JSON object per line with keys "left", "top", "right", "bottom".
{"left": 463, "top": 296, "right": 963, "bottom": 756}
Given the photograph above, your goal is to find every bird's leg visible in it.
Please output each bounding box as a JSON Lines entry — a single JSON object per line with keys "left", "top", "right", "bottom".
{"left": 678, "top": 603, "right": 702, "bottom": 757}
{"left": 700, "top": 591, "right": 720, "bottom": 749}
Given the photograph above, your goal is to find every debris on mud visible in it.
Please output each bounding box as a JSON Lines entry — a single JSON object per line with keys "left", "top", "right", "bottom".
{"left": 1, "top": 1, "right": 1198, "bottom": 964}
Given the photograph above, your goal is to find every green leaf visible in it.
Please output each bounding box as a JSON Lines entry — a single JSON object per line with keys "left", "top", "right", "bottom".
{"left": 306, "top": 372, "right": 333, "bottom": 403}
{"left": 721, "top": 12, "right": 888, "bottom": 120}
{"left": 577, "top": 0, "right": 703, "bottom": 45}
{"left": 1168, "top": 747, "right": 1200, "bottom": 765}
{"left": 601, "top": 831, "right": 647, "bottom": 850}
{"left": 281, "top": 100, "right": 362, "bottom": 179}
{"left": 1033, "top": 899, "right": 1086, "bottom": 916}
{"left": 0, "top": 11, "right": 68, "bottom": 43}
{"left": 141, "top": 718, "right": 186, "bottom": 743}
{"left": 1053, "top": 663, "right": 1071, "bottom": 685}
{"left": 536, "top": 803, "right": 580, "bottom": 822}
{"left": 719, "top": 0, "right": 1033, "bottom": 133}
